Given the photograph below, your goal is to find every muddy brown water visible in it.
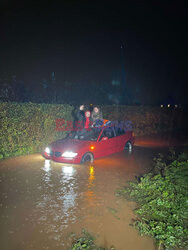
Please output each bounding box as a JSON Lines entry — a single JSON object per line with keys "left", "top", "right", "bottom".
{"left": 0, "top": 134, "right": 187, "bottom": 250}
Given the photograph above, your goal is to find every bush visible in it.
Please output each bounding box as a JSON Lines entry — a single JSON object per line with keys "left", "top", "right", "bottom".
{"left": 69, "top": 229, "right": 115, "bottom": 250}
{"left": 117, "top": 152, "right": 188, "bottom": 249}
{"left": 101, "top": 105, "right": 187, "bottom": 136}
{"left": 0, "top": 102, "right": 187, "bottom": 159}
{"left": 0, "top": 102, "right": 73, "bottom": 159}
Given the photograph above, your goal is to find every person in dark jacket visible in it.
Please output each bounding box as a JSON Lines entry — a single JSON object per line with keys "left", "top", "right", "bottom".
{"left": 76, "top": 104, "right": 85, "bottom": 122}
{"left": 72, "top": 104, "right": 85, "bottom": 130}
{"left": 75, "top": 110, "right": 93, "bottom": 138}
{"left": 69, "top": 104, "right": 85, "bottom": 138}
{"left": 91, "top": 106, "right": 103, "bottom": 126}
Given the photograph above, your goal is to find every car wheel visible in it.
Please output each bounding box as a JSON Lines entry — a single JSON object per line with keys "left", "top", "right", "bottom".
{"left": 81, "top": 152, "right": 94, "bottom": 163}
{"left": 124, "top": 141, "right": 133, "bottom": 155}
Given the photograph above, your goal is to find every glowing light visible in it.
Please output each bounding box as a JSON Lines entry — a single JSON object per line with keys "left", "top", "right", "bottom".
{"left": 62, "top": 166, "right": 74, "bottom": 175}
{"left": 60, "top": 166, "right": 77, "bottom": 216}
{"left": 43, "top": 159, "right": 51, "bottom": 172}
{"left": 90, "top": 145, "right": 95, "bottom": 150}
{"left": 62, "top": 151, "right": 78, "bottom": 158}
{"left": 167, "top": 104, "right": 170, "bottom": 108}
{"left": 85, "top": 166, "right": 96, "bottom": 207}
{"left": 160, "top": 104, "right": 163, "bottom": 108}
{"left": 45, "top": 147, "right": 50, "bottom": 154}
{"left": 175, "top": 104, "right": 178, "bottom": 108}
{"left": 89, "top": 166, "right": 95, "bottom": 184}
{"left": 90, "top": 166, "right": 94, "bottom": 175}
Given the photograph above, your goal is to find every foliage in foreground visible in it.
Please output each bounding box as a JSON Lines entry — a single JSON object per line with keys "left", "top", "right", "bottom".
{"left": 117, "top": 151, "right": 188, "bottom": 249}
{"left": 69, "top": 229, "right": 115, "bottom": 250}
{"left": 0, "top": 102, "right": 73, "bottom": 159}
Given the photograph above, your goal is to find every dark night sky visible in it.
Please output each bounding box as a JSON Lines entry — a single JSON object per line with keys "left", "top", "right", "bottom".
{"left": 0, "top": 0, "right": 187, "bottom": 104}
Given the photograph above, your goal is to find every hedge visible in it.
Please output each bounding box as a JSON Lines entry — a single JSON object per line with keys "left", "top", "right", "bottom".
{"left": 0, "top": 102, "right": 73, "bottom": 159}
{"left": 0, "top": 102, "right": 186, "bottom": 159}
{"left": 102, "top": 105, "right": 186, "bottom": 136}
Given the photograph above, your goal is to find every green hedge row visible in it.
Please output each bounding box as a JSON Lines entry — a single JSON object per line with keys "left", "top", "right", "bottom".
{"left": 0, "top": 102, "right": 73, "bottom": 159}
{"left": 0, "top": 102, "right": 186, "bottom": 159}
{"left": 102, "top": 105, "right": 186, "bottom": 136}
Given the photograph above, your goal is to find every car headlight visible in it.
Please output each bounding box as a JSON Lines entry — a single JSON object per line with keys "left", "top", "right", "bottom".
{"left": 62, "top": 151, "right": 78, "bottom": 158}
{"left": 45, "top": 147, "right": 51, "bottom": 154}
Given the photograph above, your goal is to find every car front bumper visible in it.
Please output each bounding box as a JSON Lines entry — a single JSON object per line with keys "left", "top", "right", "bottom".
{"left": 43, "top": 152, "right": 81, "bottom": 164}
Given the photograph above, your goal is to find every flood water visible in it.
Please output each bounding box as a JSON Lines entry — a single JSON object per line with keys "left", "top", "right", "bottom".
{"left": 0, "top": 134, "right": 187, "bottom": 250}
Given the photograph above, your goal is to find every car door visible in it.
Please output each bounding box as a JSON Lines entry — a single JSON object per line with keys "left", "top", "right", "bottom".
{"left": 94, "top": 126, "right": 116, "bottom": 158}
{"left": 114, "top": 126, "right": 128, "bottom": 152}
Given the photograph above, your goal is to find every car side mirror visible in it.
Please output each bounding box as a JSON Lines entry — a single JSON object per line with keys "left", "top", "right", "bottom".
{"left": 101, "top": 136, "right": 108, "bottom": 141}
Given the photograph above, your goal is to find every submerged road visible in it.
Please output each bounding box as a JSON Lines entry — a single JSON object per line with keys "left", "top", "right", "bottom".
{"left": 0, "top": 134, "right": 187, "bottom": 250}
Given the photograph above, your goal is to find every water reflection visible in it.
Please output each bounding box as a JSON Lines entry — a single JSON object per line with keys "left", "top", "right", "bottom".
{"left": 62, "top": 165, "right": 75, "bottom": 176}
{"left": 32, "top": 162, "right": 79, "bottom": 247}
{"left": 60, "top": 165, "right": 77, "bottom": 222}
{"left": 85, "top": 165, "right": 97, "bottom": 208}
{"left": 42, "top": 159, "right": 52, "bottom": 184}
{"left": 88, "top": 166, "right": 95, "bottom": 187}
{"left": 43, "top": 159, "right": 51, "bottom": 172}
{"left": 0, "top": 145, "right": 161, "bottom": 250}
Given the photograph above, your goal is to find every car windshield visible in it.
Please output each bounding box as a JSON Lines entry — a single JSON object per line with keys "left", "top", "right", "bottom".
{"left": 68, "top": 127, "right": 103, "bottom": 141}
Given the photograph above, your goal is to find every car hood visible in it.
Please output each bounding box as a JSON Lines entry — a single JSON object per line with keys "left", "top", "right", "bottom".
{"left": 49, "top": 138, "right": 91, "bottom": 152}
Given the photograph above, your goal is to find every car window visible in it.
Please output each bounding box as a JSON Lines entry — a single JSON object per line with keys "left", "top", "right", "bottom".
{"left": 68, "top": 128, "right": 102, "bottom": 141}
{"left": 100, "top": 126, "right": 115, "bottom": 140}
{"left": 114, "top": 126, "right": 126, "bottom": 136}
{"left": 81, "top": 128, "right": 102, "bottom": 141}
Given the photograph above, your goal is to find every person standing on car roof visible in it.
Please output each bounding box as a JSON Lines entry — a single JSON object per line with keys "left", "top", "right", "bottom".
{"left": 91, "top": 106, "right": 104, "bottom": 127}
{"left": 75, "top": 110, "right": 93, "bottom": 138}
{"left": 78, "top": 110, "right": 92, "bottom": 132}
{"left": 76, "top": 104, "right": 85, "bottom": 121}
{"left": 84, "top": 110, "right": 91, "bottom": 129}
{"left": 74, "top": 104, "right": 85, "bottom": 129}
{"left": 75, "top": 105, "right": 92, "bottom": 131}
{"left": 69, "top": 104, "right": 85, "bottom": 138}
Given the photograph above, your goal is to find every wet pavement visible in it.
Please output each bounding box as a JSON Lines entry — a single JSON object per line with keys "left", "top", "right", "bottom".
{"left": 0, "top": 134, "right": 187, "bottom": 250}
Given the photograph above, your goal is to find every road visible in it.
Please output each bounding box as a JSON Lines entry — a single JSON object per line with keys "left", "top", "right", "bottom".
{"left": 0, "top": 134, "right": 187, "bottom": 250}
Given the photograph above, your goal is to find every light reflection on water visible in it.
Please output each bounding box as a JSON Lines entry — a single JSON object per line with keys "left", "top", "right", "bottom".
{"left": 62, "top": 165, "right": 75, "bottom": 176}
{"left": 43, "top": 159, "right": 51, "bottom": 172}
{"left": 0, "top": 146, "right": 162, "bottom": 250}
{"left": 89, "top": 166, "right": 95, "bottom": 186}
{"left": 60, "top": 165, "right": 77, "bottom": 223}
{"left": 41, "top": 159, "right": 52, "bottom": 184}
{"left": 84, "top": 166, "right": 97, "bottom": 208}
{"left": 32, "top": 161, "right": 79, "bottom": 246}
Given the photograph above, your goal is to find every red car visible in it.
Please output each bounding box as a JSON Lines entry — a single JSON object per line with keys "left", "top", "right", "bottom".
{"left": 43, "top": 123, "right": 134, "bottom": 164}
